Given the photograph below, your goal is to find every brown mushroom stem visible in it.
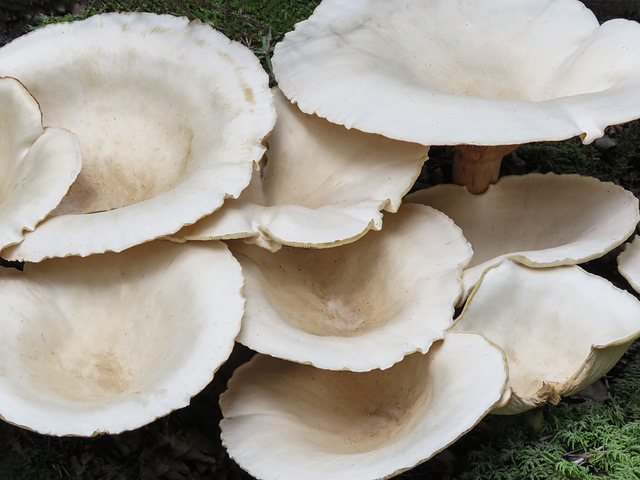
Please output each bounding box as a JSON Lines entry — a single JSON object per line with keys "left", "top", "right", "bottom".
{"left": 452, "top": 145, "right": 517, "bottom": 194}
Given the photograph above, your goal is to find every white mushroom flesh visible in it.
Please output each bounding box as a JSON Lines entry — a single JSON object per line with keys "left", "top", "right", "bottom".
{"left": 0, "top": 240, "right": 244, "bottom": 436}
{"left": 0, "top": 76, "right": 81, "bottom": 250}
{"left": 407, "top": 173, "right": 640, "bottom": 299}
{"left": 618, "top": 235, "right": 640, "bottom": 293}
{"left": 220, "top": 331, "right": 507, "bottom": 480}
{"left": 453, "top": 260, "right": 640, "bottom": 413}
{"left": 0, "top": 13, "right": 275, "bottom": 260}
{"left": 230, "top": 203, "right": 472, "bottom": 371}
{"left": 273, "top": 0, "right": 640, "bottom": 146}
{"left": 171, "top": 87, "right": 427, "bottom": 251}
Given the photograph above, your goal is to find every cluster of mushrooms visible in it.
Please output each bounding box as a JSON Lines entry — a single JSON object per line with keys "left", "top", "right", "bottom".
{"left": 2, "top": 0, "right": 640, "bottom": 478}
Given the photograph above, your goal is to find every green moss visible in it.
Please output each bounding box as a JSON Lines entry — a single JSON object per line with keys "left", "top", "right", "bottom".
{"left": 517, "top": 138, "right": 601, "bottom": 176}
{"left": 0, "top": 424, "right": 62, "bottom": 480}
{"left": 512, "top": 120, "right": 640, "bottom": 188}
{"left": 455, "top": 343, "right": 640, "bottom": 480}
{"left": 38, "top": 8, "right": 98, "bottom": 24}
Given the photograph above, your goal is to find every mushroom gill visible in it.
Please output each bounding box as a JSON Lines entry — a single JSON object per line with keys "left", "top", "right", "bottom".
{"left": 230, "top": 203, "right": 472, "bottom": 371}
{"left": 220, "top": 332, "right": 507, "bottom": 480}
{"left": 0, "top": 12, "right": 275, "bottom": 260}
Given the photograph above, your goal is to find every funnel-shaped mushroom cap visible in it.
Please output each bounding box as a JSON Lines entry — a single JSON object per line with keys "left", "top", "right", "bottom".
{"left": 230, "top": 203, "right": 472, "bottom": 371}
{"left": 0, "top": 240, "right": 244, "bottom": 436}
{"left": 220, "top": 331, "right": 507, "bottom": 480}
{"left": 453, "top": 261, "right": 640, "bottom": 415}
{"left": 407, "top": 173, "right": 640, "bottom": 299}
{"left": 171, "top": 88, "right": 427, "bottom": 251}
{"left": 0, "top": 13, "right": 275, "bottom": 261}
{"left": 0, "top": 77, "right": 81, "bottom": 250}
{"left": 618, "top": 236, "right": 640, "bottom": 293}
{"left": 273, "top": 0, "right": 640, "bottom": 146}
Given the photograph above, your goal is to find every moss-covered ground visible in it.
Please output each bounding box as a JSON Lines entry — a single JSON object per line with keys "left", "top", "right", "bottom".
{"left": 2, "top": 1, "right": 640, "bottom": 479}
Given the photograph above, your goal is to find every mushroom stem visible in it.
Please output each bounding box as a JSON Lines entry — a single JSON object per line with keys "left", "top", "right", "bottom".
{"left": 452, "top": 145, "right": 517, "bottom": 194}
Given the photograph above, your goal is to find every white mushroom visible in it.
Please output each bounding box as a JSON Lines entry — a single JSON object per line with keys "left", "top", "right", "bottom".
{"left": 618, "top": 235, "right": 640, "bottom": 293}
{"left": 229, "top": 203, "right": 472, "bottom": 371}
{"left": 0, "top": 12, "right": 275, "bottom": 261}
{"left": 0, "top": 240, "right": 244, "bottom": 436}
{"left": 407, "top": 173, "right": 640, "bottom": 300}
{"left": 0, "top": 76, "right": 81, "bottom": 250}
{"left": 170, "top": 88, "right": 427, "bottom": 251}
{"left": 272, "top": 0, "right": 640, "bottom": 192}
{"left": 220, "top": 331, "right": 507, "bottom": 480}
{"left": 452, "top": 260, "right": 640, "bottom": 414}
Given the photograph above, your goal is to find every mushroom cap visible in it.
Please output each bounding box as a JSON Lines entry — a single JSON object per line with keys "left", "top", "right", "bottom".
{"left": 273, "top": 0, "right": 640, "bottom": 146}
{"left": 0, "top": 76, "right": 81, "bottom": 250}
{"left": 453, "top": 260, "right": 640, "bottom": 415}
{"left": 220, "top": 331, "right": 507, "bottom": 480}
{"left": 0, "top": 240, "right": 244, "bottom": 436}
{"left": 618, "top": 235, "right": 640, "bottom": 293}
{"left": 407, "top": 173, "right": 640, "bottom": 300}
{"left": 229, "top": 203, "right": 472, "bottom": 371}
{"left": 0, "top": 12, "right": 275, "bottom": 261}
{"left": 170, "top": 88, "right": 427, "bottom": 251}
